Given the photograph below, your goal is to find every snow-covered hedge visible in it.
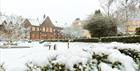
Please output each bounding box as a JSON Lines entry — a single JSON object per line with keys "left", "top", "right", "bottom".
{"left": 40, "top": 38, "right": 100, "bottom": 43}
{"left": 101, "top": 35, "right": 140, "bottom": 43}
{"left": 40, "top": 35, "right": 140, "bottom": 43}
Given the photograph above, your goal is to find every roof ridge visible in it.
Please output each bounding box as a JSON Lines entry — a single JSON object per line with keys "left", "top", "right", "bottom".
{"left": 40, "top": 16, "right": 55, "bottom": 27}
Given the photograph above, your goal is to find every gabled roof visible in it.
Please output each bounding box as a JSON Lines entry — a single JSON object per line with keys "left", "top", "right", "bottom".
{"left": 0, "top": 16, "right": 6, "bottom": 25}
{"left": 3, "top": 20, "right": 7, "bottom": 24}
{"left": 55, "top": 27, "right": 63, "bottom": 30}
{"left": 29, "top": 19, "right": 40, "bottom": 26}
{"left": 1, "top": 20, "right": 7, "bottom": 26}
{"left": 40, "top": 16, "right": 55, "bottom": 27}
{"left": 0, "top": 15, "right": 25, "bottom": 25}
{"left": 22, "top": 19, "right": 32, "bottom": 28}
{"left": 23, "top": 19, "right": 31, "bottom": 24}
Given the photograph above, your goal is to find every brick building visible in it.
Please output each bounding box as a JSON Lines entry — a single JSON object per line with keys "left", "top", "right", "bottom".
{"left": 127, "top": 18, "right": 140, "bottom": 34}
{"left": 23, "top": 16, "right": 63, "bottom": 40}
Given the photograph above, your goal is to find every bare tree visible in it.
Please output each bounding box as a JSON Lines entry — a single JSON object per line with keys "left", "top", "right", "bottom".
{"left": 99, "top": 0, "right": 140, "bottom": 34}
{"left": 100, "top": 0, "right": 140, "bottom": 18}
{"left": 115, "top": 0, "right": 140, "bottom": 33}
{"left": 1, "top": 15, "right": 29, "bottom": 43}
{"left": 99, "top": 0, "right": 115, "bottom": 16}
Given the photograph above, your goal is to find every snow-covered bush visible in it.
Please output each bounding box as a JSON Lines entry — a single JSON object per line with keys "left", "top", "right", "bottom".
{"left": 118, "top": 49, "right": 140, "bottom": 64}
{"left": 0, "top": 14, "right": 29, "bottom": 42}
{"left": 24, "top": 47, "right": 139, "bottom": 71}
{"left": 0, "top": 64, "right": 5, "bottom": 71}
{"left": 1, "top": 42, "right": 140, "bottom": 71}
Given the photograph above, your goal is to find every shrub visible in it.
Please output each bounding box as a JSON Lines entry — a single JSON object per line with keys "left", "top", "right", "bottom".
{"left": 73, "top": 38, "right": 100, "bottom": 42}
{"left": 0, "top": 64, "right": 5, "bottom": 71}
{"left": 136, "top": 27, "right": 140, "bottom": 35}
{"left": 118, "top": 49, "right": 140, "bottom": 64}
{"left": 40, "top": 35, "right": 140, "bottom": 43}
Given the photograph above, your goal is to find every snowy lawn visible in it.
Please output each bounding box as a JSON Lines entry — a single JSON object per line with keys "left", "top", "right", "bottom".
{"left": 0, "top": 42, "right": 140, "bottom": 71}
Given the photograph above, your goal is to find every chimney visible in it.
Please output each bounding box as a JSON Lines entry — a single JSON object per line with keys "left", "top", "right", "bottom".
{"left": 43, "top": 14, "right": 46, "bottom": 19}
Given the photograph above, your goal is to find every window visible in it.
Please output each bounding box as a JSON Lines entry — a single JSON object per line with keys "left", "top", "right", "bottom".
{"left": 37, "top": 27, "right": 39, "bottom": 31}
{"left": 50, "top": 27, "right": 52, "bottom": 32}
{"left": 53, "top": 29, "right": 55, "bottom": 32}
{"left": 32, "top": 27, "right": 36, "bottom": 31}
{"left": 46, "top": 27, "right": 48, "bottom": 32}
{"left": 43, "top": 27, "right": 45, "bottom": 32}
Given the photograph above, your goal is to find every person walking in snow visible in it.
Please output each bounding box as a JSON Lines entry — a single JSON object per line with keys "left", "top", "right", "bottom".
{"left": 68, "top": 40, "right": 70, "bottom": 49}
{"left": 54, "top": 44, "right": 57, "bottom": 50}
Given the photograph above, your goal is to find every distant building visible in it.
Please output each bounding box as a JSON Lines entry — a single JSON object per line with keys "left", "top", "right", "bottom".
{"left": 23, "top": 16, "right": 63, "bottom": 40}
{"left": 0, "top": 15, "right": 63, "bottom": 40}
{"left": 71, "top": 18, "right": 91, "bottom": 38}
{"left": 127, "top": 18, "right": 140, "bottom": 34}
{"left": 21, "top": 19, "right": 32, "bottom": 39}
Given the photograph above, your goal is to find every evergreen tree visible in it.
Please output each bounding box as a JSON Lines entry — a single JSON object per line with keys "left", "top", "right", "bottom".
{"left": 84, "top": 9, "right": 117, "bottom": 38}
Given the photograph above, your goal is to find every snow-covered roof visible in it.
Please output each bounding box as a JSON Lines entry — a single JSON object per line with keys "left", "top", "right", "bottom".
{"left": 40, "top": 16, "right": 55, "bottom": 27}
{"left": 0, "top": 14, "right": 63, "bottom": 28}
{"left": 0, "top": 15, "right": 26, "bottom": 25}
{"left": 28, "top": 18, "right": 45, "bottom": 26}
{"left": 28, "top": 19, "right": 40, "bottom": 26}
{"left": 0, "top": 16, "right": 6, "bottom": 25}
{"left": 8, "top": 15, "right": 25, "bottom": 24}
{"left": 53, "top": 21, "right": 65, "bottom": 27}
{"left": 128, "top": 18, "right": 140, "bottom": 21}
{"left": 28, "top": 17, "right": 62, "bottom": 27}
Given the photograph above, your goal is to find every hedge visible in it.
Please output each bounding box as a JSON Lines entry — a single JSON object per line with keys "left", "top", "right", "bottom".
{"left": 39, "top": 38, "right": 100, "bottom": 43}
{"left": 101, "top": 35, "right": 140, "bottom": 43}
{"left": 39, "top": 39, "right": 69, "bottom": 43}
{"left": 72, "top": 38, "right": 100, "bottom": 42}
{"left": 136, "top": 27, "right": 140, "bottom": 35}
{"left": 39, "top": 35, "right": 140, "bottom": 43}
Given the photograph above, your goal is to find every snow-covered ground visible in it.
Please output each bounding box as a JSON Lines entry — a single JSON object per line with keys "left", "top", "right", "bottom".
{"left": 0, "top": 41, "right": 140, "bottom": 71}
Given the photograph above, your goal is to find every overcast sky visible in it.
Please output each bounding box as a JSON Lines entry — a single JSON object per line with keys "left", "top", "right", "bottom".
{"left": 0, "top": 0, "right": 101, "bottom": 26}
